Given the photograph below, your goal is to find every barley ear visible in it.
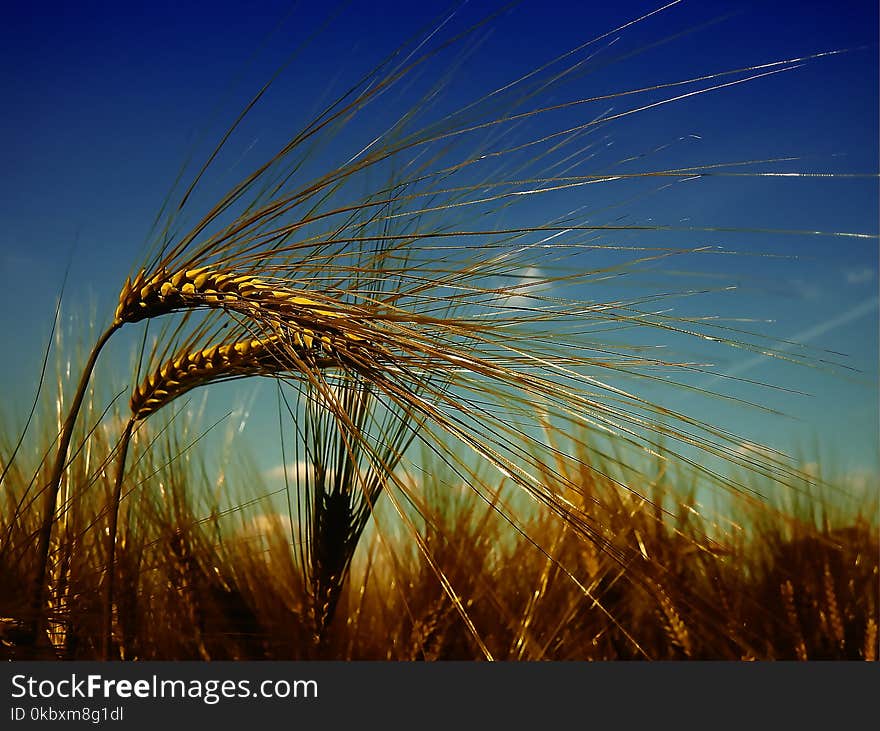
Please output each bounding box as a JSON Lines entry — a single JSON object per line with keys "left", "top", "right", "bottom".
{"left": 114, "top": 267, "right": 336, "bottom": 326}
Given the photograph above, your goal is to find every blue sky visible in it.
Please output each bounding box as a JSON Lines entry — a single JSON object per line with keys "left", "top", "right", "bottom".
{"left": 1, "top": 1, "right": 877, "bottom": 490}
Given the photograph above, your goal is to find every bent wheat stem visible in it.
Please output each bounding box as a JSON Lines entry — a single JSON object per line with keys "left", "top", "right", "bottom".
{"left": 30, "top": 322, "right": 119, "bottom": 647}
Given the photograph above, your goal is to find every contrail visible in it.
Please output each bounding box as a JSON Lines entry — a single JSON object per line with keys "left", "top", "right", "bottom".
{"left": 703, "top": 295, "right": 879, "bottom": 385}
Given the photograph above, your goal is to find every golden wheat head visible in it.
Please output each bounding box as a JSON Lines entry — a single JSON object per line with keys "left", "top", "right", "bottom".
{"left": 130, "top": 332, "right": 350, "bottom": 421}
{"left": 114, "top": 266, "right": 349, "bottom": 326}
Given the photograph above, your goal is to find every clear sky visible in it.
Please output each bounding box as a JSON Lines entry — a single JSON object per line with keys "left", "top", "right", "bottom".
{"left": 1, "top": 1, "right": 877, "bottom": 490}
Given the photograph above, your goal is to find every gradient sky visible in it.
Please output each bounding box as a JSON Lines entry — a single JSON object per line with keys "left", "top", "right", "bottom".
{"left": 1, "top": 1, "right": 877, "bottom": 490}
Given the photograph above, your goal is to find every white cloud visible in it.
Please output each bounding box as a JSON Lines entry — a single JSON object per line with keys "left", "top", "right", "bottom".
{"left": 841, "top": 469, "right": 879, "bottom": 494}
{"left": 493, "top": 267, "right": 551, "bottom": 313}
{"left": 789, "top": 278, "right": 823, "bottom": 301}
{"left": 263, "top": 460, "right": 313, "bottom": 483}
{"left": 845, "top": 267, "right": 876, "bottom": 285}
{"left": 263, "top": 460, "right": 418, "bottom": 494}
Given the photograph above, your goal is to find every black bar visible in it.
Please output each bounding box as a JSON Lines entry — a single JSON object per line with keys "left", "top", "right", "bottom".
{"left": 2, "top": 662, "right": 877, "bottom": 728}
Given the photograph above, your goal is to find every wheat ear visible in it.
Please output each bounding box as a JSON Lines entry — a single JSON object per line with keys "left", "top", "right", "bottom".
{"left": 114, "top": 267, "right": 343, "bottom": 326}
{"left": 129, "top": 333, "right": 342, "bottom": 421}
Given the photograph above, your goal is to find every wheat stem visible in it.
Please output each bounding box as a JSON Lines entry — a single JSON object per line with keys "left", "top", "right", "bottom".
{"left": 29, "top": 323, "right": 120, "bottom": 648}
{"left": 103, "top": 417, "right": 135, "bottom": 661}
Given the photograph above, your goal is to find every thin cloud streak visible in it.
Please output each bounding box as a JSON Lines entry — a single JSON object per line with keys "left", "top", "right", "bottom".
{"left": 701, "top": 295, "right": 879, "bottom": 385}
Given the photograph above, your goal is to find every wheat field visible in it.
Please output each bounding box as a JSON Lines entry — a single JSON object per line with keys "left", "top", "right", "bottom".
{"left": 0, "top": 0, "right": 877, "bottom": 660}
